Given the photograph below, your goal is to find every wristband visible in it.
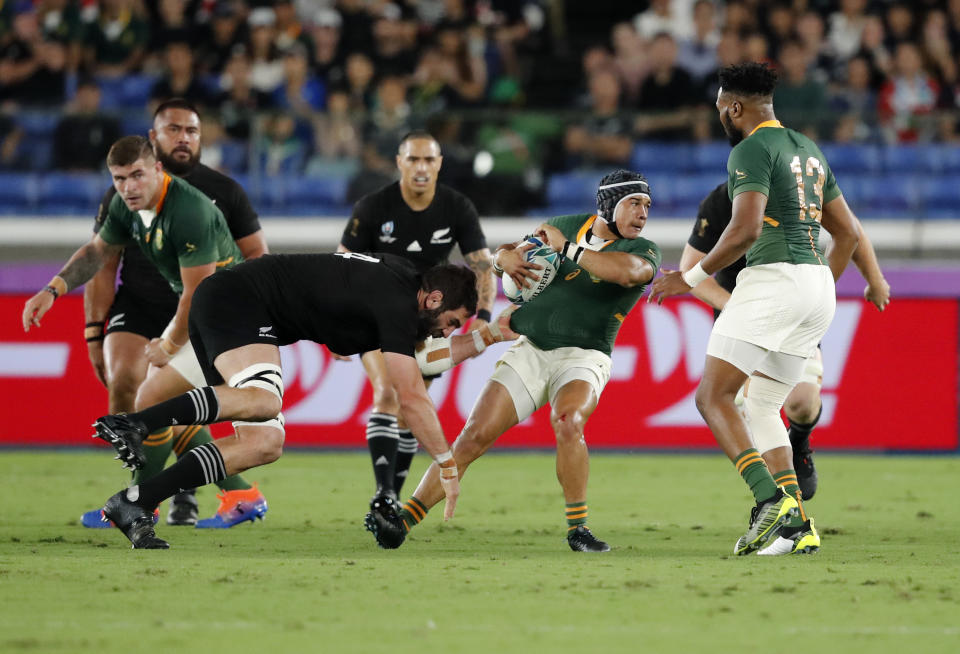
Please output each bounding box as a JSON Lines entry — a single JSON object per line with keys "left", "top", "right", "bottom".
{"left": 44, "top": 276, "right": 68, "bottom": 298}
{"left": 681, "top": 261, "right": 710, "bottom": 287}
{"left": 86, "top": 335, "right": 105, "bottom": 343}
{"left": 471, "top": 329, "right": 487, "bottom": 354}
{"left": 476, "top": 308, "right": 492, "bottom": 322}
{"left": 84, "top": 325, "right": 104, "bottom": 340}
{"left": 434, "top": 449, "right": 454, "bottom": 465}
{"left": 562, "top": 240, "right": 586, "bottom": 264}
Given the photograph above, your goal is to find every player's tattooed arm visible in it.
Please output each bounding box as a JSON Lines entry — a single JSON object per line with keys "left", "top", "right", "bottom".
{"left": 464, "top": 248, "right": 495, "bottom": 321}
{"left": 58, "top": 235, "right": 123, "bottom": 292}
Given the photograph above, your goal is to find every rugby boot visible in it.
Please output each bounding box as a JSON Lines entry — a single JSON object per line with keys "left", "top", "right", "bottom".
{"left": 167, "top": 489, "right": 199, "bottom": 526}
{"left": 93, "top": 414, "right": 148, "bottom": 470}
{"left": 195, "top": 485, "right": 267, "bottom": 528}
{"left": 364, "top": 492, "right": 406, "bottom": 549}
{"left": 102, "top": 490, "right": 169, "bottom": 549}
{"left": 758, "top": 518, "right": 821, "bottom": 556}
{"left": 81, "top": 506, "right": 158, "bottom": 528}
{"left": 567, "top": 525, "right": 611, "bottom": 552}
{"left": 733, "top": 487, "right": 799, "bottom": 556}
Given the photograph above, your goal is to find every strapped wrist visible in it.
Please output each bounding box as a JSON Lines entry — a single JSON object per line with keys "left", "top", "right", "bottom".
{"left": 44, "top": 276, "right": 68, "bottom": 298}
{"left": 562, "top": 240, "right": 586, "bottom": 264}
{"left": 159, "top": 338, "right": 182, "bottom": 357}
{"left": 434, "top": 449, "right": 455, "bottom": 466}
{"left": 681, "top": 261, "right": 709, "bottom": 287}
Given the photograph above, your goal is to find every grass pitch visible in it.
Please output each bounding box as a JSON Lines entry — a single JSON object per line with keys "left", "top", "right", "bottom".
{"left": 1, "top": 450, "right": 958, "bottom": 653}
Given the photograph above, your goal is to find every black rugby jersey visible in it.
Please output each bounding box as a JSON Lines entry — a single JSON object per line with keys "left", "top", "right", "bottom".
{"left": 686, "top": 182, "right": 745, "bottom": 301}
{"left": 93, "top": 162, "right": 261, "bottom": 301}
{"left": 340, "top": 182, "right": 485, "bottom": 273}
{"left": 223, "top": 252, "right": 422, "bottom": 357}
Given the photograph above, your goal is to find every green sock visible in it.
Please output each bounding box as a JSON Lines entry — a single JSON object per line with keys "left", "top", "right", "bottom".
{"left": 132, "top": 427, "right": 175, "bottom": 484}
{"left": 734, "top": 448, "right": 778, "bottom": 503}
{"left": 773, "top": 469, "right": 807, "bottom": 527}
{"left": 174, "top": 425, "right": 252, "bottom": 492}
{"left": 399, "top": 497, "right": 428, "bottom": 533}
{"left": 565, "top": 502, "right": 588, "bottom": 533}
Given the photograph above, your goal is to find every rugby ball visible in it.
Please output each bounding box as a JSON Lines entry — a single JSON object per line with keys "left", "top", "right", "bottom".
{"left": 501, "top": 236, "right": 561, "bottom": 305}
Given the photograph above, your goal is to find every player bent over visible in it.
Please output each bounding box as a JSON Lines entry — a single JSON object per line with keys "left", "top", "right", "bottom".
{"left": 86, "top": 254, "right": 507, "bottom": 549}
{"left": 368, "top": 170, "right": 661, "bottom": 553}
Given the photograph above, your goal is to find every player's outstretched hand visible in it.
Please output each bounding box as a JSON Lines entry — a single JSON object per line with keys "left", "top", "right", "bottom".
{"left": 439, "top": 463, "right": 460, "bottom": 520}
{"left": 495, "top": 305, "right": 520, "bottom": 341}
{"left": 144, "top": 338, "right": 172, "bottom": 367}
{"left": 499, "top": 242, "right": 542, "bottom": 289}
{"left": 534, "top": 223, "right": 565, "bottom": 251}
{"left": 864, "top": 278, "right": 891, "bottom": 312}
{"left": 22, "top": 290, "right": 55, "bottom": 332}
{"left": 647, "top": 269, "right": 692, "bottom": 305}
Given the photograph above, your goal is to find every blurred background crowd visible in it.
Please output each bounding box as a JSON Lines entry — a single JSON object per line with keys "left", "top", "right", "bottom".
{"left": 1, "top": 0, "right": 959, "bottom": 217}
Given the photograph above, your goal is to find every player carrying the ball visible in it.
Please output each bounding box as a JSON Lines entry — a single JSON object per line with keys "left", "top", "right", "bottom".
{"left": 367, "top": 169, "right": 661, "bottom": 552}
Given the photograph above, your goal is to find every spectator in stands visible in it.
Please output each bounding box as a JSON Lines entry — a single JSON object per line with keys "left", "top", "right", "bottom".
{"left": 795, "top": 11, "right": 835, "bottom": 83}
{"left": 856, "top": 13, "right": 892, "bottom": 85}
{"left": 337, "top": 0, "right": 375, "bottom": 55}
{"left": 411, "top": 24, "right": 487, "bottom": 109}
{"left": 884, "top": 3, "right": 916, "bottom": 51}
{"left": 38, "top": 0, "right": 84, "bottom": 72}
{"left": 610, "top": 21, "right": 647, "bottom": 104}
{"left": 828, "top": 55, "right": 878, "bottom": 141}
{"left": 698, "top": 29, "right": 743, "bottom": 105}
{"left": 633, "top": 0, "right": 693, "bottom": 42}
{"left": 215, "top": 48, "right": 267, "bottom": 140}
{"left": 84, "top": 0, "right": 149, "bottom": 77}
{"left": 150, "top": 41, "right": 210, "bottom": 112}
{"left": 362, "top": 74, "right": 414, "bottom": 175}
{"left": 878, "top": 41, "right": 941, "bottom": 143}
{"left": 0, "top": 113, "right": 24, "bottom": 169}
{"left": 150, "top": 0, "right": 197, "bottom": 55}
{"left": 274, "top": 0, "right": 315, "bottom": 61}
{"left": 371, "top": 4, "right": 419, "bottom": 76}
{"left": 18, "top": 38, "right": 69, "bottom": 106}
{"left": 273, "top": 43, "right": 325, "bottom": 116}
{"left": 0, "top": 2, "right": 43, "bottom": 103}
{"left": 575, "top": 44, "right": 615, "bottom": 108}
{"left": 677, "top": 0, "right": 719, "bottom": 85}
{"left": 763, "top": 2, "right": 794, "bottom": 61}
{"left": 343, "top": 51, "right": 375, "bottom": 110}
{"left": 563, "top": 67, "right": 631, "bottom": 169}
{"left": 259, "top": 112, "right": 306, "bottom": 176}
{"left": 827, "top": 0, "right": 868, "bottom": 64}
{"left": 774, "top": 38, "right": 828, "bottom": 137}
{"left": 635, "top": 32, "right": 700, "bottom": 141}
{"left": 920, "top": 10, "right": 957, "bottom": 91}
{"left": 309, "top": 7, "right": 345, "bottom": 86}
{"left": 743, "top": 31, "right": 774, "bottom": 68}
{"left": 197, "top": 1, "right": 247, "bottom": 76}
{"left": 306, "top": 88, "right": 361, "bottom": 177}
{"left": 723, "top": 0, "right": 758, "bottom": 36}
{"left": 52, "top": 77, "right": 121, "bottom": 170}
{"left": 247, "top": 6, "right": 286, "bottom": 96}
{"left": 198, "top": 113, "right": 228, "bottom": 172}
{"left": 948, "top": 0, "right": 960, "bottom": 54}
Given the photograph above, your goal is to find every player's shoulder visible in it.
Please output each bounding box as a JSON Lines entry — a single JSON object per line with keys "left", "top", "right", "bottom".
{"left": 549, "top": 212, "right": 594, "bottom": 232}
{"left": 184, "top": 163, "right": 246, "bottom": 196}
{"left": 354, "top": 181, "right": 398, "bottom": 214}
{"left": 624, "top": 234, "right": 661, "bottom": 259}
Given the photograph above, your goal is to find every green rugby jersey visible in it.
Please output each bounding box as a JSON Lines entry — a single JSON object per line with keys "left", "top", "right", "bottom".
{"left": 727, "top": 120, "right": 841, "bottom": 267}
{"left": 98, "top": 174, "right": 243, "bottom": 294}
{"left": 510, "top": 214, "right": 661, "bottom": 355}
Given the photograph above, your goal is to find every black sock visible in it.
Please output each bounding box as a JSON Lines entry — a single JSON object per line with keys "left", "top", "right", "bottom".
{"left": 788, "top": 405, "right": 822, "bottom": 450}
{"left": 394, "top": 428, "right": 418, "bottom": 494}
{"left": 130, "top": 442, "right": 226, "bottom": 509}
{"left": 130, "top": 387, "right": 220, "bottom": 432}
{"left": 366, "top": 412, "right": 398, "bottom": 493}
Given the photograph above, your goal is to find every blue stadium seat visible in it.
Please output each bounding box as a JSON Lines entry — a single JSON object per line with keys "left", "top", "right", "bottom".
{"left": 545, "top": 170, "right": 603, "bottom": 206}
{"left": 929, "top": 145, "right": 960, "bottom": 173}
{"left": 0, "top": 173, "right": 39, "bottom": 212}
{"left": 690, "top": 141, "right": 730, "bottom": 174}
{"left": 119, "top": 75, "right": 159, "bottom": 109}
{"left": 19, "top": 136, "right": 54, "bottom": 172}
{"left": 219, "top": 140, "right": 249, "bottom": 174}
{"left": 283, "top": 175, "right": 349, "bottom": 214}
{"left": 819, "top": 143, "right": 881, "bottom": 174}
{"left": 920, "top": 176, "right": 960, "bottom": 219}
{"left": 843, "top": 173, "right": 920, "bottom": 218}
{"left": 17, "top": 112, "right": 59, "bottom": 137}
{"left": 120, "top": 113, "right": 152, "bottom": 138}
{"left": 631, "top": 143, "right": 692, "bottom": 173}
{"left": 881, "top": 144, "right": 937, "bottom": 174}
{"left": 38, "top": 173, "right": 109, "bottom": 214}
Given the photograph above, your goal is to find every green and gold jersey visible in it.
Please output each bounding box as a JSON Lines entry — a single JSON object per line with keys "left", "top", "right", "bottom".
{"left": 98, "top": 174, "right": 243, "bottom": 294}
{"left": 510, "top": 214, "right": 661, "bottom": 355}
{"left": 727, "top": 120, "right": 841, "bottom": 267}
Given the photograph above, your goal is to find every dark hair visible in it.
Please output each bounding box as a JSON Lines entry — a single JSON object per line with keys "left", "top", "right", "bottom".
{"left": 718, "top": 62, "right": 779, "bottom": 98}
{"left": 107, "top": 135, "right": 155, "bottom": 167}
{"left": 398, "top": 130, "right": 440, "bottom": 153}
{"left": 421, "top": 264, "right": 477, "bottom": 315}
{"left": 153, "top": 98, "right": 201, "bottom": 120}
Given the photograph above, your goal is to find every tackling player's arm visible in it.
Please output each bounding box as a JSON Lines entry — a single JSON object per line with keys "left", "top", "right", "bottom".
{"left": 464, "top": 248, "right": 495, "bottom": 325}
{"left": 144, "top": 262, "right": 216, "bottom": 367}
{"left": 83, "top": 250, "right": 121, "bottom": 386}
{"left": 22, "top": 234, "right": 124, "bottom": 331}
{"left": 679, "top": 243, "right": 731, "bottom": 311}
{"left": 849, "top": 217, "right": 889, "bottom": 311}
{"left": 382, "top": 352, "right": 460, "bottom": 519}
{"left": 415, "top": 306, "right": 519, "bottom": 376}
{"left": 536, "top": 223, "right": 654, "bottom": 287}
{"left": 819, "top": 193, "right": 860, "bottom": 283}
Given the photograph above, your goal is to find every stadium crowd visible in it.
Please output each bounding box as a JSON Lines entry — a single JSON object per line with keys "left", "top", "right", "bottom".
{"left": 1, "top": 0, "right": 959, "bottom": 213}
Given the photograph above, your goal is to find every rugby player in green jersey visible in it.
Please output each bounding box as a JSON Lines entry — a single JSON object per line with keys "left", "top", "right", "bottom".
{"left": 369, "top": 170, "right": 662, "bottom": 552}
{"left": 649, "top": 63, "right": 862, "bottom": 555}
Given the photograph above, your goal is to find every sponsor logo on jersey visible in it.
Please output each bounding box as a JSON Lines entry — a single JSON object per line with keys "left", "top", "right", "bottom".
{"left": 697, "top": 219, "right": 708, "bottom": 238}
{"left": 735, "top": 169, "right": 748, "bottom": 180}
{"left": 107, "top": 314, "right": 126, "bottom": 329}
{"left": 185, "top": 242, "right": 197, "bottom": 252}
{"left": 430, "top": 227, "right": 452, "bottom": 244}
{"left": 379, "top": 221, "right": 397, "bottom": 243}
{"left": 259, "top": 326, "right": 277, "bottom": 339}
{"left": 407, "top": 240, "right": 422, "bottom": 252}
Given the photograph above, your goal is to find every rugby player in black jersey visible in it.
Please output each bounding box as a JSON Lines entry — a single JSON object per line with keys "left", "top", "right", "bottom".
{"left": 681, "top": 183, "right": 890, "bottom": 503}
{"left": 87, "top": 253, "right": 517, "bottom": 549}
{"left": 80, "top": 99, "right": 270, "bottom": 529}
{"left": 337, "top": 130, "right": 495, "bottom": 513}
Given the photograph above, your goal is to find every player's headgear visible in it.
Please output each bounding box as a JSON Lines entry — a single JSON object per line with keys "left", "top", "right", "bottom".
{"left": 596, "top": 170, "right": 651, "bottom": 238}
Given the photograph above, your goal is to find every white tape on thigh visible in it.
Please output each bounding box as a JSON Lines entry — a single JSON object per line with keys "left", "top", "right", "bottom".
{"left": 233, "top": 412, "right": 285, "bottom": 432}
{"left": 743, "top": 375, "right": 792, "bottom": 454}
{"left": 415, "top": 336, "right": 454, "bottom": 377}
{"left": 799, "top": 353, "right": 824, "bottom": 387}
{"left": 228, "top": 363, "right": 284, "bottom": 401}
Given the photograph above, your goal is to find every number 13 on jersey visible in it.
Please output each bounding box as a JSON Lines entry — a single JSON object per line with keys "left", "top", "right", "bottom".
{"left": 789, "top": 155, "right": 825, "bottom": 223}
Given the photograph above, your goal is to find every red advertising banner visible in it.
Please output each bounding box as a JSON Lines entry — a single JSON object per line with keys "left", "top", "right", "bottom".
{"left": 1, "top": 295, "right": 956, "bottom": 450}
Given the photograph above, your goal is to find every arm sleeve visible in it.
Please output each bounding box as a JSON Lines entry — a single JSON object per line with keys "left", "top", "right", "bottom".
{"left": 687, "top": 183, "right": 732, "bottom": 252}
{"left": 97, "top": 194, "right": 132, "bottom": 245}
{"left": 340, "top": 195, "right": 378, "bottom": 251}
{"left": 224, "top": 181, "right": 262, "bottom": 239}
{"left": 453, "top": 194, "right": 487, "bottom": 254}
{"left": 727, "top": 139, "right": 772, "bottom": 198}
{"left": 171, "top": 205, "right": 223, "bottom": 267}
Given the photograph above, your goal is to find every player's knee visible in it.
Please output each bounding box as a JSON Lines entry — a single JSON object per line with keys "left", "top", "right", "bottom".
{"left": 134, "top": 381, "right": 166, "bottom": 412}
{"left": 550, "top": 409, "right": 586, "bottom": 445}
{"left": 235, "top": 387, "right": 283, "bottom": 421}
{"left": 784, "top": 385, "right": 821, "bottom": 424}
{"left": 254, "top": 429, "right": 284, "bottom": 465}
{"left": 228, "top": 363, "right": 284, "bottom": 421}
{"left": 233, "top": 418, "right": 285, "bottom": 466}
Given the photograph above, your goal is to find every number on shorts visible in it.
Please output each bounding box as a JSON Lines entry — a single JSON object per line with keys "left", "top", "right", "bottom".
{"left": 334, "top": 252, "right": 381, "bottom": 263}
{"left": 789, "top": 155, "right": 825, "bottom": 223}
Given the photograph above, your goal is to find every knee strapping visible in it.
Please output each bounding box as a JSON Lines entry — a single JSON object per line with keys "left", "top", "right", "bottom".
{"left": 233, "top": 412, "right": 286, "bottom": 433}
{"left": 744, "top": 375, "right": 792, "bottom": 454}
{"left": 228, "top": 363, "right": 284, "bottom": 401}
